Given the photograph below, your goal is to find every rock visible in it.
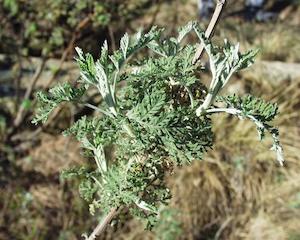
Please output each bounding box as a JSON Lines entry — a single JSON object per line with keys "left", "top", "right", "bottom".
{"left": 243, "top": 61, "right": 300, "bottom": 84}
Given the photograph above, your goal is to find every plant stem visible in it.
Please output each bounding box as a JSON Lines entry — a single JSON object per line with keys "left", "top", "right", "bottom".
{"left": 193, "top": 0, "right": 227, "bottom": 115}
{"left": 196, "top": 92, "right": 214, "bottom": 116}
{"left": 206, "top": 107, "right": 240, "bottom": 114}
{"left": 87, "top": 207, "right": 118, "bottom": 240}
{"left": 193, "top": 0, "right": 227, "bottom": 64}
{"left": 83, "top": 103, "right": 114, "bottom": 118}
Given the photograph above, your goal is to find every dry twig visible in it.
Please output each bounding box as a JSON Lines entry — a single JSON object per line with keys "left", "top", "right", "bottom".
{"left": 86, "top": 208, "right": 118, "bottom": 240}
{"left": 14, "top": 58, "right": 47, "bottom": 127}
{"left": 193, "top": 0, "right": 227, "bottom": 64}
{"left": 44, "top": 16, "right": 91, "bottom": 89}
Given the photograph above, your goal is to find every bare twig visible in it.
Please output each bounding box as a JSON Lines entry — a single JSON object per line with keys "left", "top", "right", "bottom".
{"left": 44, "top": 16, "right": 91, "bottom": 89}
{"left": 193, "top": 0, "right": 227, "bottom": 64}
{"left": 44, "top": 38, "right": 76, "bottom": 89}
{"left": 108, "top": 26, "right": 116, "bottom": 52}
{"left": 214, "top": 217, "right": 233, "bottom": 240}
{"left": 15, "top": 55, "right": 23, "bottom": 108}
{"left": 86, "top": 207, "right": 118, "bottom": 240}
{"left": 11, "top": 16, "right": 91, "bottom": 132}
{"left": 12, "top": 16, "right": 91, "bottom": 136}
{"left": 145, "top": 0, "right": 162, "bottom": 31}
{"left": 13, "top": 57, "right": 47, "bottom": 127}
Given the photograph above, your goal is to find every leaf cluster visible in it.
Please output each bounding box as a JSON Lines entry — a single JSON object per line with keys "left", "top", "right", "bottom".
{"left": 219, "top": 94, "right": 278, "bottom": 122}
{"left": 217, "top": 94, "right": 283, "bottom": 165}
{"left": 32, "top": 83, "right": 85, "bottom": 124}
{"left": 33, "top": 21, "right": 284, "bottom": 231}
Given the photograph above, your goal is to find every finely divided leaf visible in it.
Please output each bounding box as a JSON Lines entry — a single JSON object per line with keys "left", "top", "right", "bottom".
{"left": 120, "top": 33, "right": 129, "bottom": 59}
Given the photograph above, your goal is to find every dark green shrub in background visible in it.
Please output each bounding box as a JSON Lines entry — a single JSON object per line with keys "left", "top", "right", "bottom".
{"left": 0, "top": 0, "right": 159, "bottom": 57}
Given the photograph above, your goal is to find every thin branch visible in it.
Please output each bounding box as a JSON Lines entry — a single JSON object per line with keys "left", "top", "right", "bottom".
{"left": 44, "top": 15, "right": 91, "bottom": 89}
{"left": 83, "top": 103, "right": 114, "bottom": 118}
{"left": 206, "top": 107, "right": 263, "bottom": 128}
{"left": 11, "top": 16, "right": 91, "bottom": 135}
{"left": 145, "top": 0, "right": 162, "bottom": 31}
{"left": 193, "top": 0, "right": 227, "bottom": 64}
{"left": 108, "top": 26, "right": 116, "bottom": 52}
{"left": 15, "top": 54, "right": 23, "bottom": 109}
{"left": 206, "top": 107, "right": 284, "bottom": 166}
{"left": 86, "top": 207, "right": 118, "bottom": 240}
{"left": 13, "top": 57, "right": 47, "bottom": 127}
{"left": 205, "top": 107, "right": 241, "bottom": 115}
{"left": 13, "top": 16, "right": 91, "bottom": 137}
{"left": 214, "top": 217, "right": 233, "bottom": 240}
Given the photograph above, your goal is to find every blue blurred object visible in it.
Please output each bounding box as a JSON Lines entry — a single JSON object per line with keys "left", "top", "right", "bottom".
{"left": 245, "top": 0, "right": 264, "bottom": 8}
{"left": 198, "top": 0, "right": 279, "bottom": 22}
{"left": 198, "top": 0, "right": 215, "bottom": 20}
{"left": 244, "top": 0, "right": 265, "bottom": 20}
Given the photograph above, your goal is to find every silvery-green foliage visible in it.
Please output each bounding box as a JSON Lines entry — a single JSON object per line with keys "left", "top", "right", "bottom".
{"left": 214, "top": 95, "right": 284, "bottom": 165}
{"left": 193, "top": 23, "right": 259, "bottom": 115}
{"left": 32, "top": 83, "right": 85, "bottom": 124}
{"left": 33, "top": 21, "right": 284, "bottom": 231}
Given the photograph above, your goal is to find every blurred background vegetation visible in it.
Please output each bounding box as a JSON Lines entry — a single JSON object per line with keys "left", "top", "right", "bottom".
{"left": 0, "top": 0, "right": 300, "bottom": 239}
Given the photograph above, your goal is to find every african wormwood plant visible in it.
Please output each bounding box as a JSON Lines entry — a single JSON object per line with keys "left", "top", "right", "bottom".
{"left": 33, "top": 21, "right": 284, "bottom": 239}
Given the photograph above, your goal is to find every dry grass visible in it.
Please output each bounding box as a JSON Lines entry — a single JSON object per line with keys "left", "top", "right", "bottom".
{"left": 167, "top": 75, "right": 300, "bottom": 239}
{"left": 17, "top": 133, "right": 85, "bottom": 176}
{"left": 219, "top": 22, "right": 300, "bottom": 62}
